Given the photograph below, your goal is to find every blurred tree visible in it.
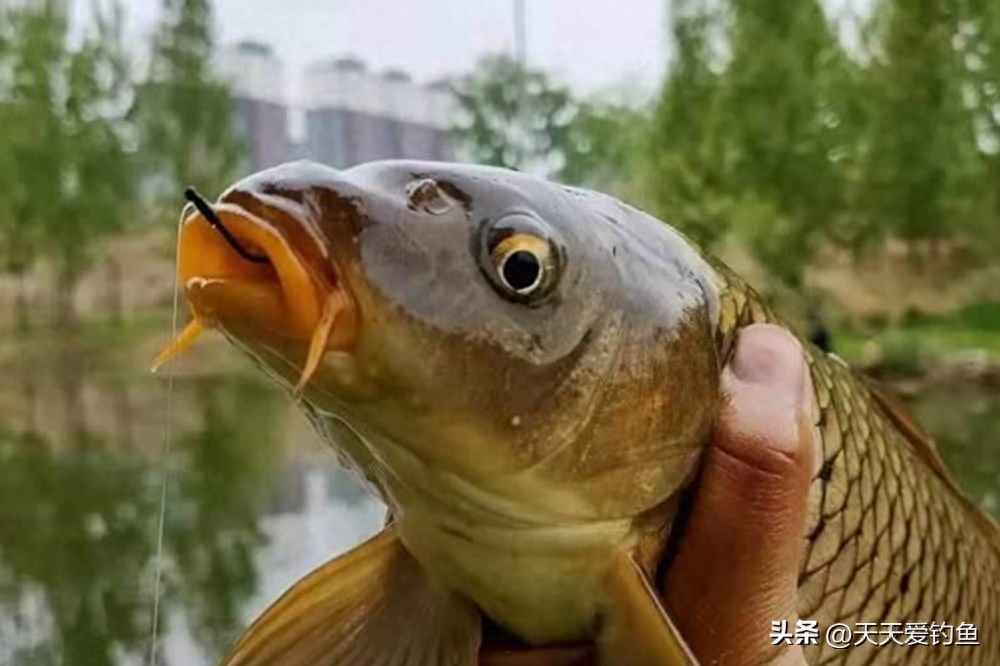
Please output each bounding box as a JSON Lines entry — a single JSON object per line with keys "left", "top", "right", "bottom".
{"left": 133, "top": 0, "right": 243, "bottom": 200}
{"left": 452, "top": 54, "right": 576, "bottom": 176}
{"left": 452, "top": 54, "right": 643, "bottom": 189}
{"left": 0, "top": 3, "right": 35, "bottom": 330}
{"left": 559, "top": 98, "right": 648, "bottom": 195}
{"left": 647, "top": 0, "right": 854, "bottom": 286}
{"left": 721, "top": 0, "right": 855, "bottom": 286}
{"left": 961, "top": 0, "right": 1000, "bottom": 251}
{"left": 645, "top": 0, "right": 732, "bottom": 249}
{"left": 647, "top": 0, "right": 1000, "bottom": 288}
{"left": 857, "top": 0, "right": 984, "bottom": 261}
{"left": 0, "top": 1, "right": 136, "bottom": 329}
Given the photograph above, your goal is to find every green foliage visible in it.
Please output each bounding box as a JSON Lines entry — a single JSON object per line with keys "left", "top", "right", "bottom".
{"left": 0, "top": 0, "right": 242, "bottom": 327}
{"left": 837, "top": 302, "right": 1000, "bottom": 371}
{"left": 132, "top": 0, "right": 243, "bottom": 198}
{"left": 954, "top": 302, "right": 1000, "bottom": 330}
{"left": 452, "top": 54, "right": 575, "bottom": 175}
{"left": 962, "top": 0, "right": 1000, "bottom": 241}
{"left": 0, "top": 1, "right": 136, "bottom": 324}
{"left": 900, "top": 302, "right": 1000, "bottom": 331}
{"left": 874, "top": 331, "right": 929, "bottom": 377}
{"left": 645, "top": 0, "right": 1000, "bottom": 287}
{"left": 646, "top": 0, "right": 855, "bottom": 285}
{"left": 857, "top": 0, "right": 984, "bottom": 252}
{"left": 645, "top": 3, "right": 733, "bottom": 248}
{"left": 558, "top": 99, "right": 648, "bottom": 193}
{"left": 451, "top": 54, "right": 644, "bottom": 189}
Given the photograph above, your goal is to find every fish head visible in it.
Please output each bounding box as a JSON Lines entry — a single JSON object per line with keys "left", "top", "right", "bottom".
{"left": 164, "top": 160, "right": 722, "bottom": 523}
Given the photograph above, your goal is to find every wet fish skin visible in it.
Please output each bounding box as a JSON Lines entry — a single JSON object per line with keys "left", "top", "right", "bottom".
{"left": 712, "top": 264, "right": 1000, "bottom": 665}
{"left": 167, "top": 159, "right": 1000, "bottom": 665}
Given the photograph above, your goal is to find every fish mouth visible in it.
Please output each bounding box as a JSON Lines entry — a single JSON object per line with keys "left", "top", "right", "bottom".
{"left": 153, "top": 196, "right": 358, "bottom": 393}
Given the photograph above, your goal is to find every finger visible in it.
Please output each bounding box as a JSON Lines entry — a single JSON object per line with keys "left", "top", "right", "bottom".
{"left": 661, "top": 324, "right": 817, "bottom": 666}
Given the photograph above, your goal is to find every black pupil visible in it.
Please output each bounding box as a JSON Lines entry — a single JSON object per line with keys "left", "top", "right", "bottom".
{"left": 501, "top": 250, "right": 541, "bottom": 292}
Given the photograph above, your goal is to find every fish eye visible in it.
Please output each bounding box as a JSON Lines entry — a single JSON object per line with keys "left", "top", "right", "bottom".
{"left": 493, "top": 235, "right": 549, "bottom": 295}
{"left": 479, "top": 215, "right": 562, "bottom": 304}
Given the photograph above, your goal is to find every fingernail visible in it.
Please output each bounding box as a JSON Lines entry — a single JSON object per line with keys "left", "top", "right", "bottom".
{"left": 729, "top": 324, "right": 807, "bottom": 412}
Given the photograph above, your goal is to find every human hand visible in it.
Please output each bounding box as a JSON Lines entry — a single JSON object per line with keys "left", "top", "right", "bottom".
{"left": 659, "top": 323, "right": 817, "bottom": 666}
{"left": 479, "top": 324, "right": 818, "bottom": 666}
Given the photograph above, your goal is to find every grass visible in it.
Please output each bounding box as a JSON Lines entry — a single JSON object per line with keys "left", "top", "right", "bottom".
{"left": 836, "top": 302, "right": 1000, "bottom": 375}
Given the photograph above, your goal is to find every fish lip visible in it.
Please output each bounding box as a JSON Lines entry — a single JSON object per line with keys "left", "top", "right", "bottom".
{"left": 178, "top": 195, "right": 354, "bottom": 348}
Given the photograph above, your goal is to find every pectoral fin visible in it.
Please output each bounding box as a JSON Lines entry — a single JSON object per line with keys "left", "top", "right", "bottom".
{"left": 597, "top": 551, "right": 700, "bottom": 666}
{"left": 220, "top": 525, "right": 481, "bottom": 666}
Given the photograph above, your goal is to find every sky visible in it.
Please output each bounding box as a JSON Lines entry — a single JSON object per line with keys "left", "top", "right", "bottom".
{"left": 97, "top": 0, "right": 668, "bottom": 96}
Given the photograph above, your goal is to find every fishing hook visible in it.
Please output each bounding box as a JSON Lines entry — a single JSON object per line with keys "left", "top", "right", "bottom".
{"left": 183, "top": 187, "right": 269, "bottom": 264}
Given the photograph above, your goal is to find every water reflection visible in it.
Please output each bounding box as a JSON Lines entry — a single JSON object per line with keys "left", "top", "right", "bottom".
{"left": 0, "top": 431, "right": 156, "bottom": 666}
{"left": 163, "top": 378, "right": 282, "bottom": 658}
{"left": 0, "top": 338, "right": 993, "bottom": 665}
{"left": 903, "top": 383, "right": 1000, "bottom": 519}
{"left": 0, "top": 366, "right": 384, "bottom": 666}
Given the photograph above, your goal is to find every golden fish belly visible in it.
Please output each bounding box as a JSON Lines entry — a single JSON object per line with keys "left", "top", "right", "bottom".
{"left": 323, "top": 402, "right": 663, "bottom": 646}
{"left": 396, "top": 509, "right": 636, "bottom": 644}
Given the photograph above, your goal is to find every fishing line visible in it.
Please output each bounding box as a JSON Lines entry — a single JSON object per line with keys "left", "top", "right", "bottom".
{"left": 148, "top": 208, "right": 187, "bottom": 666}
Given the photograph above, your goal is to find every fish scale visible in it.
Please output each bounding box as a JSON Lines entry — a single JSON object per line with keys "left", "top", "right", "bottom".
{"left": 714, "top": 265, "right": 1000, "bottom": 665}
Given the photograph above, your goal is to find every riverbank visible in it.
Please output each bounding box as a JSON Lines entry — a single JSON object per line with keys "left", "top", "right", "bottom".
{"left": 834, "top": 302, "right": 1000, "bottom": 392}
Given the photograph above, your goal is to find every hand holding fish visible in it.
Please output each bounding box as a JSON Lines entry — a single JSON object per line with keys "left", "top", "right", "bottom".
{"left": 659, "top": 324, "right": 814, "bottom": 666}
{"left": 480, "top": 324, "right": 814, "bottom": 666}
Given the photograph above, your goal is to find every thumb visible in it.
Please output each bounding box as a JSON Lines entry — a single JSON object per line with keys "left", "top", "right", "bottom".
{"left": 661, "top": 324, "right": 818, "bottom": 666}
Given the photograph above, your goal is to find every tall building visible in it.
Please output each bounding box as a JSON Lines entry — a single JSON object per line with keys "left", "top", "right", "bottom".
{"left": 217, "top": 41, "right": 291, "bottom": 173}
{"left": 304, "top": 57, "right": 455, "bottom": 168}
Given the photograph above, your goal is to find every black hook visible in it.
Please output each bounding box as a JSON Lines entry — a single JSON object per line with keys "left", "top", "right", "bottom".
{"left": 184, "top": 187, "right": 269, "bottom": 264}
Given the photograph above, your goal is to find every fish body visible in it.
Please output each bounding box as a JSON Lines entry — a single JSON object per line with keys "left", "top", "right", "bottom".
{"left": 716, "top": 265, "right": 1000, "bottom": 665}
{"left": 161, "top": 160, "right": 1000, "bottom": 665}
